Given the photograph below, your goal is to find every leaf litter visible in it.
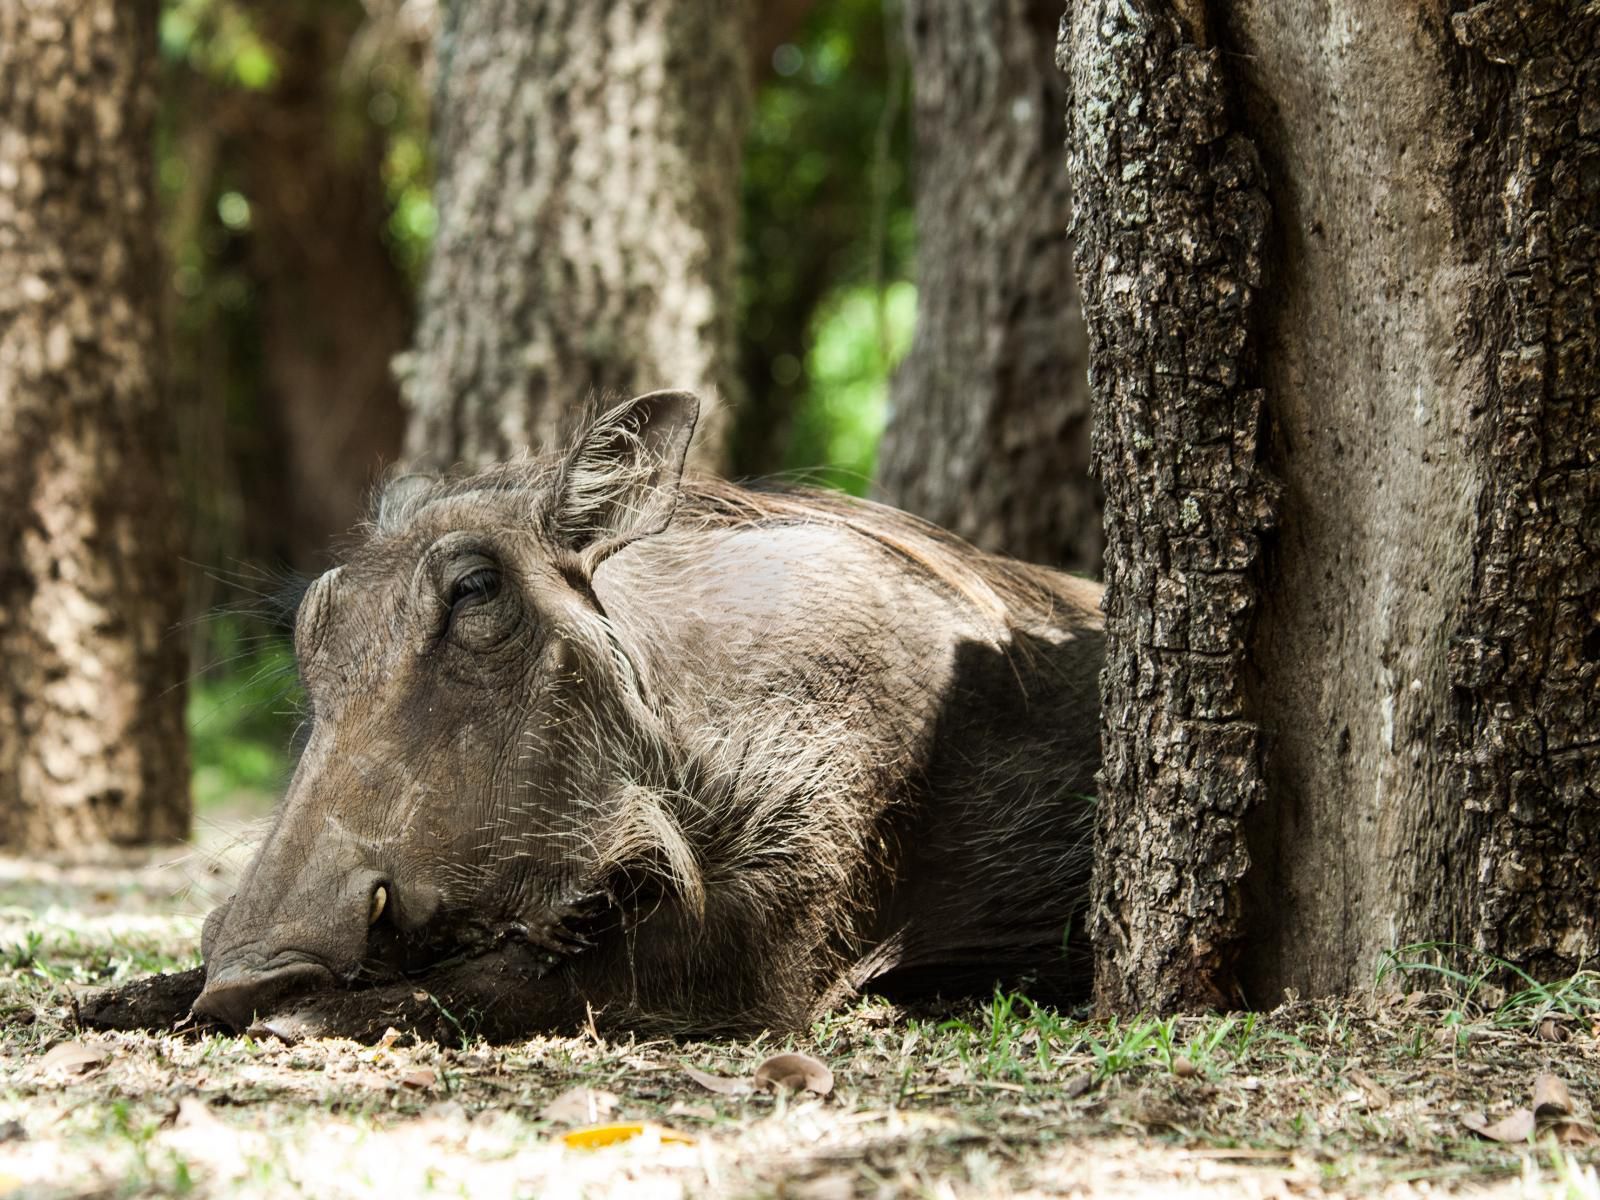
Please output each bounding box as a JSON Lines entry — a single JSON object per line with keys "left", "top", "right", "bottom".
{"left": 1, "top": 849, "right": 1598, "bottom": 1197}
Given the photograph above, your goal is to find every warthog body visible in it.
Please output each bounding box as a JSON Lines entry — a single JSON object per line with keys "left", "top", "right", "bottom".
{"left": 192, "top": 393, "right": 1103, "bottom": 1041}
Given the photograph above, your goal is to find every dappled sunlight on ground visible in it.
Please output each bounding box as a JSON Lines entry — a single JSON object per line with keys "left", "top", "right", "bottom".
{"left": 0, "top": 842, "right": 1597, "bottom": 1199}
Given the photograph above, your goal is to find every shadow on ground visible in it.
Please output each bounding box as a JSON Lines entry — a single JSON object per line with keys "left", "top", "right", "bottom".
{"left": 0, "top": 828, "right": 1596, "bottom": 1199}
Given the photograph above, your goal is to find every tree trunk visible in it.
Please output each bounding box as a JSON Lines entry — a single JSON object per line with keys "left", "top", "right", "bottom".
{"left": 1064, "top": 0, "right": 1599, "bottom": 1012}
{"left": 242, "top": 3, "right": 412, "bottom": 569}
{"left": 876, "top": 0, "right": 1100, "bottom": 573}
{"left": 401, "top": 0, "right": 752, "bottom": 472}
{"left": 0, "top": 0, "right": 189, "bottom": 851}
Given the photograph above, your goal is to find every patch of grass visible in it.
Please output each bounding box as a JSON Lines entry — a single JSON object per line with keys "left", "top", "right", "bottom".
{"left": 1378, "top": 942, "right": 1600, "bottom": 1033}
{"left": 3, "top": 873, "right": 1599, "bottom": 1199}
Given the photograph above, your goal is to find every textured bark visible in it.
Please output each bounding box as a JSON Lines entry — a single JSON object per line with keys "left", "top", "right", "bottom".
{"left": 877, "top": 0, "right": 1100, "bottom": 572}
{"left": 0, "top": 0, "right": 189, "bottom": 851}
{"left": 1446, "top": 0, "right": 1599, "bottom": 980}
{"left": 401, "top": 0, "right": 752, "bottom": 471}
{"left": 1062, "top": 0, "right": 1275, "bottom": 1013}
{"left": 1066, "top": 0, "right": 1598, "bottom": 1010}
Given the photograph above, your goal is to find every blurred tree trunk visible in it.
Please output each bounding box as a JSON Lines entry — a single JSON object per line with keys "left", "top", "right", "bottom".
{"left": 166, "top": 1, "right": 413, "bottom": 581}
{"left": 402, "top": 0, "right": 752, "bottom": 471}
{"left": 242, "top": 4, "right": 411, "bottom": 568}
{"left": 875, "top": 0, "right": 1099, "bottom": 573}
{"left": 0, "top": 0, "right": 189, "bottom": 851}
{"left": 1064, "top": 0, "right": 1599, "bottom": 1013}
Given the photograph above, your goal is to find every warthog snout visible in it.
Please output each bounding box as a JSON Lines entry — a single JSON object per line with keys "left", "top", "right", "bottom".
{"left": 192, "top": 959, "right": 335, "bottom": 1030}
{"left": 195, "top": 841, "right": 439, "bottom": 1030}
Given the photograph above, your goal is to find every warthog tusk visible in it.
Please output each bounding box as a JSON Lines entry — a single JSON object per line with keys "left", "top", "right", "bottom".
{"left": 369, "top": 886, "right": 387, "bottom": 926}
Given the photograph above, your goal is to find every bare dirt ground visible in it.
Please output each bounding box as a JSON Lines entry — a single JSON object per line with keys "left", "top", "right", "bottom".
{"left": 1, "top": 821, "right": 1596, "bottom": 1200}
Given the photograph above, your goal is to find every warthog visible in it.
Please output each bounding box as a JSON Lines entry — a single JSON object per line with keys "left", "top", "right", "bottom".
{"left": 185, "top": 391, "right": 1103, "bottom": 1041}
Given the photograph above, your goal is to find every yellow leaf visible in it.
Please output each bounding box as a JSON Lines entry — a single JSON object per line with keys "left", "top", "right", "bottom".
{"left": 560, "top": 1122, "right": 695, "bottom": 1150}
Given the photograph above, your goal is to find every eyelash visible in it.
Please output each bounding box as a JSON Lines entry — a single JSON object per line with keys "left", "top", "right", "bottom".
{"left": 450, "top": 568, "right": 499, "bottom": 608}
{"left": 440, "top": 567, "right": 500, "bottom": 641}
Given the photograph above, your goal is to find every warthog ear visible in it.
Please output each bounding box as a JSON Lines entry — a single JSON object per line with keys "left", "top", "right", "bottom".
{"left": 551, "top": 390, "right": 700, "bottom": 568}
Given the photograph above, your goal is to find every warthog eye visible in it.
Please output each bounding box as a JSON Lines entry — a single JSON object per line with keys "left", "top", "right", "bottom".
{"left": 449, "top": 567, "right": 500, "bottom": 610}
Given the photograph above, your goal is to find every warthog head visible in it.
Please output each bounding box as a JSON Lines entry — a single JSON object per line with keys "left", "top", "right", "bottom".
{"left": 193, "top": 391, "right": 700, "bottom": 1029}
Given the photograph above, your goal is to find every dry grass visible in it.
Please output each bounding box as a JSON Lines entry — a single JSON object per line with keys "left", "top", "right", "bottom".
{"left": 1, "top": 832, "right": 1597, "bottom": 1200}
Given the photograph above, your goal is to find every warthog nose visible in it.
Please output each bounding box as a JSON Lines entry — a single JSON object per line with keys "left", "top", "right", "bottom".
{"left": 192, "top": 960, "right": 335, "bottom": 1032}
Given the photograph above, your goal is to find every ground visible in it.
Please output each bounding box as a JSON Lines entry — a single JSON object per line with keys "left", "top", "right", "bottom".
{"left": 0, "top": 822, "right": 1596, "bottom": 1200}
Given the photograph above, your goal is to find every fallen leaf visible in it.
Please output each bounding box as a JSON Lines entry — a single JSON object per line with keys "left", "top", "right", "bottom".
{"left": 1461, "top": 1108, "right": 1536, "bottom": 1143}
{"left": 1552, "top": 1120, "right": 1600, "bottom": 1146}
{"left": 1532, "top": 1073, "right": 1571, "bottom": 1118}
{"left": 754, "top": 1052, "right": 833, "bottom": 1096}
{"left": 560, "top": 1122, "right": 695, "bottom": 1150}
{"left": 245, "top": 1016, "right": 308, "bottom": 1044}
{"left": 1537, "top": 1017, "right": 1570, "bottom": 1043}
{"left": 376, "top": 1027, "right": 402, "bottom": 1050}
{"left": 683, "top": 1065, "right": 752, "bottom": 1096}
{"left": 1063, "top": 1073, "right": 1095, "bottom": 1099}
{"left": 1348, "top": 1069, "right": 1392, "bottom": 1108}
{"left": 398, "top": 1068, "right": 436, "bottom": 1091}
{"left": 40, "top": 1041, "right": 110, "bottom": 1075}
{"left": 541, "top": 1086, "right": 619, "bottom": 1124}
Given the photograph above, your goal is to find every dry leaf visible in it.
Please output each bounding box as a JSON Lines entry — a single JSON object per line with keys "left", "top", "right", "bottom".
{"left": 1537, "top": 1017, "right": 1570, "bottom": 1043}
{"left": 1461, "top": 1108, "right": 1536, "bottom": 1143}
{"left": 40, "top": 1041, "right": 110, "bottom": 1075}
{"left": 1552, "top": 1121, "right": 1600, "bottom": 1147}
{"left": 1348, "top": 1069, "right": 1392, "bottom": 1108}
{"left": 1532, "top": 1073, "right": 1571, "bottom": 1118}
{"left": 683, "top": 1065, "right": 752, "bottom": 1096}
{"left": 560, "top": 1122, "right": 694, "bottom": 1150}
{"left": 398, "top": 1068, "right": 436, "bottom": 1091}
{"left": 541, "top": 1087, "right": 619, "bottom": 1124}
{"left": 1063, "top": 1073, "right": 1095, "bottom": 1099}
{"left": 754, "top": 1052, "right": 834, "bottom": 1096}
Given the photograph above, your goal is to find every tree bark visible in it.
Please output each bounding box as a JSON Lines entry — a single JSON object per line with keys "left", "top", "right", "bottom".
{"left": 1064, "top": 0, "right": 1599, "bottom": 1011}
{"left": 876, "top": 0, "right": 1100, "bottom": 573}
{"left": 1435, "top": 0, "right": 1598, "bottom": 984}
{"left": 1062, "top": 0, "right": 1275, "bottom": 1013}
{"left": 0, "top": 0, "right": 189, "bottom": 851}
{"left": 401, "top": 0, "right": 752, "bottom": 472}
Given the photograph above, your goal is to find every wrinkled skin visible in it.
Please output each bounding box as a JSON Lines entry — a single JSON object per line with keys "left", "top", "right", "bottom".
{"left": 179, "top": 391, "right": 1104, "bottom": 1042}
